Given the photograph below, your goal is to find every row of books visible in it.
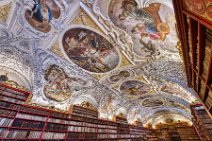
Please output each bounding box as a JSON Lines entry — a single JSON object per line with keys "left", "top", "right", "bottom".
{"left": 6, "top": 130, "right": 30, "bottom": 138}
{"left": 0, "top": 117, "right": 13, "bottom": 126}
{"left": 115, "top": 117, "right": 128, "bottom": 124}
{"left": 48, "top": 117, "right": 69, "bottom": 124}
{"left": 82, "top": 127, "right": 97, "bottom": 133}
{"left": 0, "top": 87, "right": 27, "bottom": 96}
{"left": 42, "top": 132, "right": 65, "bottom": 139}
{"left": 11, "top": 119, "right": 45, "bottom": 129}
{"left": 191, "top": 105, "right": 212, "bottom": 140}
{"left": 45, "top": 123, "right": 68, "bottom": 131}
{"left": 98, "top": 124, "right": 116, "bottom": 129}
{"left": 0, "top": 95, "right": 23, "bottom": 105}
{"left": 0, "top": 91, "right": 26, "bottom": 101}
{"left": 199, "top": 80, "right": 205, "bottom": 100}
{"left": 187, "top": 17, "right": 195, "bottom": 67}
{"left": 16, "top": 113, "right": 46, "bottom": 122}
{"left": 20, "top": 106, "right": 49, "bottom": 116}
{"left": 205, "top": 89, "right": 212, "bottom": 107}
{"left": 0, "top": 85, "right": 157, "bottom": 140}
{"left": 0, "top": 108, "right": 17, "bottom": 117}
{"left": 0, "top": 100, "right": 22, "bottom": 110}
{"left": 68, "top": 125, "right": 83, "bottom": 132}
{"left": 202, "top": 44, "right": 211, "bottom": 80}
{"left": 72, "top": 105, "right": 98, "bottom": 119}
{"left": 98, "top": 129, "right": 116, "bottom": 133}
{"left": 49, "top": 112, "right": 70, "bottom": 119}
{"left": 0, "top": 85, "right": 28, "bottom": 96}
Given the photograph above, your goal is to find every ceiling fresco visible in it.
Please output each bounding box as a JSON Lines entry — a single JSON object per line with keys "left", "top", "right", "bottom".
{"left": 62, "top": 28, "right": 120, "bottom": 73}
{"left": 109, "top": 0, "right": 178, "bottom": 59}
{"left": 0, "top": 0, "right": 200, "bottom": 125}
{"left": 120, "top": 80, "right": 151, "bottom": 100}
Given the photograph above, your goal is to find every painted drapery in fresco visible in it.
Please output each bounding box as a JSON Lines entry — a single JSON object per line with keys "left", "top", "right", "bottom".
{"left": 44, "top": 65, "right": 86, "bottom": 102}
{"left": 63, "top": 28, "right": 119, "bottom": 73}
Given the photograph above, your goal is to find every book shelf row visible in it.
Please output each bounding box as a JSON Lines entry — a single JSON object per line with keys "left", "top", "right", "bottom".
{"left": 0, "top": 83, "right": 210, "bottom": 141}
{"left": 191, "top": 104, "right": 212, "bottom": 141}
{"left": 155, "top": 123, "right": 201, "bottom": 141}
{"left": 178, "top": 0, "right": 212, "bottom": 114}
{"left": 0, "top": 83, "right": 157, "bottom": 141}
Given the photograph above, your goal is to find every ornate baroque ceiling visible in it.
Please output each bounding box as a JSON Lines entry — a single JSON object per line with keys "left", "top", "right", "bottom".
{"left": 0, "top": 0, "right": 200, "bottom": 126}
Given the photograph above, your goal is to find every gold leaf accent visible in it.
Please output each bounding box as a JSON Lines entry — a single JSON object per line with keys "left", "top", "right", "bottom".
{"left": 50, "top": 41, "right": 67, "bottom": 60}
{"left": 72, "top": 9, "right": 104, "bottom": 33}
{"left": 0, "top": 3, "right": 12, "bottom": 25}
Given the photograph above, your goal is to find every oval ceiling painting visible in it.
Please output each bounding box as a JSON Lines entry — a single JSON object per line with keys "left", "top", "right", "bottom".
{"left": 25, "top": 0, "right": 61, "bottom": 33}
{"left": 120, "top": 80, "right": 151, "bottom": 100}
{"left": 62, "top": 28, "right": 120, "bottom": 73}
{"left": 109, "top": 0, "right": 178, "bottom": 57}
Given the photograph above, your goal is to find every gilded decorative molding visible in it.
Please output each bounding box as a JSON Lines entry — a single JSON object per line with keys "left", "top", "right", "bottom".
{"left": 50, "top": 41, "right": 67, "bottom": 60}
{"left": 183, "top": 0, "right": 212, "bottom": 22}
{"left": 0, "top": 2, "right": 12, "bottom": 26}
{"left": 72, "top": 9, "right": 104, "bottom": 33}
{"left": 176, "top": 41, "right": 184, "bottom": 63}
{"left": 78, "top": 101, "right": 98, "bottom": 111}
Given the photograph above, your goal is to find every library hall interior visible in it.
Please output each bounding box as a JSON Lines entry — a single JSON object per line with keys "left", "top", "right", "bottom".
{"left": 0, "top": 0, "right": 211, "bottom": 140}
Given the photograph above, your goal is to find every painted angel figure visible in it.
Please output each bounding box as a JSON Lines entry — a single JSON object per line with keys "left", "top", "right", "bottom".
{"left": 25, "top": 0, "right": 53, "bottom": 32}
{"left": 32, "top": 0, "right": 53, "bottom": 22}
{"left": 25, "top": 0, "right": 66, "bottom": 33}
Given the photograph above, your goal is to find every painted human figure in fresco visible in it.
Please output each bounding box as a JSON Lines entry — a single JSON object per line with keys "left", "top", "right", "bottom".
{"left": 132, "top": 22, "right": 170, "bottom": 40}
{"left": 66, "top": 34, "right": 110, "bottom": 72}
{"left": 109, "top": 0, "right": 177, "bottom": 57}
{"left": 63, "top": 28, "right": 119, "bottom": 73}
{"left": 119, "top": 0, "right": 170, "bottom": 41}
{"left": 120, "top": 80, "right": 151, "bottom": 100}
{"left": 25, "top": 0, "right": 62, "bottom": 33}
{"left": 119, "top": 0, "right": 153, "bottom": 22}
{"left": 119, "top": 0, "right": 169, "bottom": 40}
{"left": 101, "top": 95, "right": 114, "bottom": 119}
{"left": 44, "top": 65, "right": 86, "bottom": 102}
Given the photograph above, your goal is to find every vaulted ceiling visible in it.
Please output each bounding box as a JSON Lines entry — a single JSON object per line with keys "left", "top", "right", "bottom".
{"left": 0, "top": 0, "right": 199, "bottom": 126}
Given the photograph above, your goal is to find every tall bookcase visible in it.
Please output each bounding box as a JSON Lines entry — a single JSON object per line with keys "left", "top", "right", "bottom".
{"left": 191, "top": 104, "right": 212, "bottom": 141}
{"left": 155, "top": 122, "right": 201, "bottom": 141}
{"left": 173, "top": 0, "right": 212, "bottom": 114}
{"left": 0, "top": 83, "right": 159, "bottom": 141}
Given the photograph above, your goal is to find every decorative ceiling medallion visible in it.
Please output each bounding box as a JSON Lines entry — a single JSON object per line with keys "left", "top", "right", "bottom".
{"left": 62, "top": 28, "right": 120, "bottom": 73}
{"left": 17, "top": 0, "right": 69, "bottom": 38}
{"left": 24, "top": 0, "right": 62, "bottom": 33}
{"left": 109, "top": 0, "right": 178, "bottom": 58}
{"left": 120, "top": 80, "right": 151, "bottom": 100}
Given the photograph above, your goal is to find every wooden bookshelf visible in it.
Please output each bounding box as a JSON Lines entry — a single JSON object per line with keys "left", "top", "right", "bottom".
{"left": 0, "top": 83, "right": 157, "bottom": 141}
{"left": 191, "top": 104, "right": 212, "bottom": 141}
{"left": 155, "top": 122, "right": 201, "bottom": 141}
{"left": 173, "top": 0, "right": 212, "bottom": 114}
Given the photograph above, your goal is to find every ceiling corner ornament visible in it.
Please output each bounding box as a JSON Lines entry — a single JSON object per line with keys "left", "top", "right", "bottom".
{"left": 0, "top": 2, "right": 12, "bottom": 27}
{"left": 0, "top": 0, "right": 16, "bottom": 28}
